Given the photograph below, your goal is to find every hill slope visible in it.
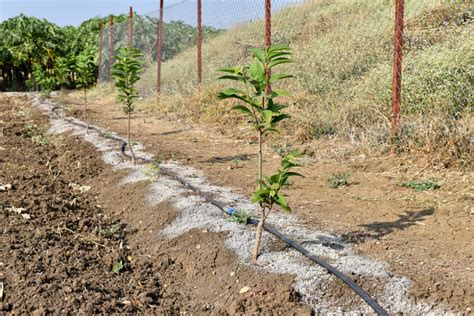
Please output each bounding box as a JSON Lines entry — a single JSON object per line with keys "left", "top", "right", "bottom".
{"left": 138, "top": 0, "right": 473, "bottom": 165}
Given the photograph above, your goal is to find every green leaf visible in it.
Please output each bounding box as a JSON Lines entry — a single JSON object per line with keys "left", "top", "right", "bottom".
{"left": 112, "top": 260, "right": 124, "bottom": 273}
{"left": 270, "top": 73, "right": 294, "bottom": 83}
{"left": 251, "top": 48, "right": 265, "bottom": 63}
{"left": 263, "top": 110, "right": 275, "bottom": 123}
{"left": 276, "top": 194, "right": 291, "bottom": 212}
{"left": 218, "top": 75, "right": 245, "bottom": 82}
{"left": 231, "top": 105, "right": 253, "bottom": 116}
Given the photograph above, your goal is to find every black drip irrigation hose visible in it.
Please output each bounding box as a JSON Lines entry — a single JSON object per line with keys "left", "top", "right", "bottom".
{"left": 48, "top": 104, "right": 389, "bottom": 316}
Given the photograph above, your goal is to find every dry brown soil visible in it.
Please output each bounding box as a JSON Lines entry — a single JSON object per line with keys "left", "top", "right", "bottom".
{"left": 1, "top": 95, "right": 311, "bottom": 315}
{"left": 60, "top": 91, "right": 473, "bottom": 313}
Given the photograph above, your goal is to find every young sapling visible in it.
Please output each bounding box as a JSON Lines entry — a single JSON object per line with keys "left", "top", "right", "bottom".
{"left": 75, "top": 50, "right": 96, "bottom": 133}
{"left": 112, "top": 47, "right": 144, "bottom": 164}
{"left": 54, "top": 56, "right": 70, "bottom": 104}
{"left": 218, "top": 45, "right": 303, "bottom": 262}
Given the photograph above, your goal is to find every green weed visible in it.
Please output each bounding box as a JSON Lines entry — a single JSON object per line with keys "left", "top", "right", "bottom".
{"left": 228, "top": 210, "right": 253, "bottom": 225}
{"left": 328, "top": 172, "right": 352, "bottom": 188}
{"left": 400, "top": 181, "right": 441, "bottom": 191}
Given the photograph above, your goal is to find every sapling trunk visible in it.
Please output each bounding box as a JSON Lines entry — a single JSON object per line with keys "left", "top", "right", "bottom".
{"left": 252, "top": 206, "right": 266, "bottom": 262}
{"left": 127, "top": 109, "right": 136, "bottom": 164}
{"left": 252, "top": 129, "right": 265, "bottom": 263}
{"left": 258, "top": 129, "right": 263, "bottom": 184}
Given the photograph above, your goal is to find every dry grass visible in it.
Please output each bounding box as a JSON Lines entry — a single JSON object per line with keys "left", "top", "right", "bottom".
{"left": 103, "top": 0, "right": 473, "bottom": 167}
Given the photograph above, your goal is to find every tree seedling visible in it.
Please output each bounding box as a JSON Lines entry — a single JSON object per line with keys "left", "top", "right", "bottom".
{"left": 75, "top": 49, "right": 96, "bottom": 134}
{"left": 218, "top": 45, "right": 303, "bottom": 262}
{"left": 54, "top": 56, "right": 70, "bottom": 104}
{"left": 112, "top": 47, "right": 144, "bottom": 164}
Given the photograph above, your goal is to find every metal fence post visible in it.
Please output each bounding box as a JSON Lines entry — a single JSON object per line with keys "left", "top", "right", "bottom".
{"left": 109, "top": 15, "right": 114, "bottom": 82}
{"left": 265, "top": 0, "right": 272, "bottom": 94}
{"left": 197, "top": 0, "right": 203, "bottom": 85}
{"left": 97, "top": 21, "right": 104, "bottom": 84}
{"left": 157, "top": 0, "right": 164, "bottom": 93}
{"left": 129, "top": 6, "right": 134, "bottom": 47}
{"left": 391, "top": 0, "right": 404, "bottom": 143}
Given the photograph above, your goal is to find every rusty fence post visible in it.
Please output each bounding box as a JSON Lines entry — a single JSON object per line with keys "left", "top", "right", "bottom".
{"left": 391, "top": 0, "right": 404, "bottom": 144}
{"left": 109, "top": 15, "right": 114, "bottom": 83}
{"left": 130, "top": 6, "right": 134, "bottom": 47}
{"left": 157, "top": 0, "right": 164, "bottom": 94}
{"left": 265, "top": 0, "right": 272, "bottom": 94}
{"left": 97, "top": 21, "right": 104, "bottom": 85}
{"left": 197, "top": 0, "right": 203, "bottom": 85}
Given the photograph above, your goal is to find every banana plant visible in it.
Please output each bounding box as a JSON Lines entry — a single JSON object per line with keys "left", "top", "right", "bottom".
{"left": 75, "top": 49, "right": 96, "bottom": 133}
{"left": 112, "top": 47, "right": 144, "bottom": 164}
{"left": 217, "top": 44, "right": 302, "bottom": 262}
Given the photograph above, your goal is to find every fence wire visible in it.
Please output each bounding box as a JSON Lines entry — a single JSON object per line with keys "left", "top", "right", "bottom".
{"left": 98, "top": 0, "right": 473, "bottom": 141}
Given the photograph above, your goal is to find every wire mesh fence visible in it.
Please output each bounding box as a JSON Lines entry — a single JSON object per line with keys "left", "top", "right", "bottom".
{"left": 98, "top": 0, "right": 473, "bottom": 145}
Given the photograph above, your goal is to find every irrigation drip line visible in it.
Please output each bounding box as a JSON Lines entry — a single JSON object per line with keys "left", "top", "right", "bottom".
{"left": 48, "top": 104, "right": 388, "bottom": 315}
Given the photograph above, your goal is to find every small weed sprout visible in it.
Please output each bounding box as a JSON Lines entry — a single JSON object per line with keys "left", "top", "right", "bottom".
{"left": 400, "top": 181, "right": 440, "bottom": 191}
{"left": 75, "top": 49, "right": 96, "bottom": 134}
{"left": 112, "top": 47, "right": 144, "bottom": 164}
{"left": 112, "top": 260, "right": 124, "bottom": 273}
{"left": 328, "top": 172, "right": 352, "bottom": 188}
{"left": 228, "top": 210, "right": 253, "bottom": 225}
{"left": 142, "top": 163, "right": 161, "bottom": 181}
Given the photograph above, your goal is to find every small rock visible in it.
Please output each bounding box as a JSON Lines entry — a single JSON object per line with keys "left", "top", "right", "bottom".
{"left": 69, "top": 183, "right": 91, "bottom": 193}
{"left": 7, "top": 207, "right": 26, "bottom": 214}
{"left": 196, "top": 245, "right": 201, "bottom": 250}
{"left": 21, "top": 214, "right": 31, "bottom": 220}
{"left": 0, "top": 183, "right": 12, "bottom": 192}
{"left": 239, "top": 286, "right": 250, "bottom": 294}
{"left": 230, "top": 271, "right": 235, "bottom": 277}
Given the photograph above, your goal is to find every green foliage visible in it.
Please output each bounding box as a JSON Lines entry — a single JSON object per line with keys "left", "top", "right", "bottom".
{"left": 112, "top": 260, "right": 124, "bottom": 273}
{"left": 22, "top": 122, "right": 50, "bottom": 145}
{"left": 75, "top": 49, "right": 96, "bottom": 91}
{"left": 143, "top": 163, "right": 161, "bottom": 181}
{"left": 328, "top": 172, "right": 352, "bottom": 189}
{"left": 228, "top": 210, "right": 253, "bottom": 225}
{"left": 54, "top": 56, "right": 70, "bottom": 87}
{"left": 400, "top": 181, "right": 441, "bottom": 191}
{"left": 32, "top": 64, "right": 55, "bottom": 97}
{"left": 112, "top": 47, "right": 144, "bottom": 113}
{"left": 252, "top": 151, "right": 303, "bottom": 212}
{"left": 217, "top": 45, "right": 293, "bottom": 135}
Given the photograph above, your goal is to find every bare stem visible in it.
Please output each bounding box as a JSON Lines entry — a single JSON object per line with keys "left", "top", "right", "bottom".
{"left": 252, "top": 205, "right": 266, "bottom": 263}
{"left": 127, "top": 109, "right": 136, "bottom": 165}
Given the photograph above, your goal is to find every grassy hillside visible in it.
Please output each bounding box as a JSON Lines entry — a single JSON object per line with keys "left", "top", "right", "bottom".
{"left": 137, "top": 0, "right": 473, "bottom": 165}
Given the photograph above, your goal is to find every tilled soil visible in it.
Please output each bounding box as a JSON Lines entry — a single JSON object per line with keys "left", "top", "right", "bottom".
{"left": 0, "top": 96, "right": 162, "bottom": 314}
{"left": 1, "top": 95, "right": 312, "bottom": 314}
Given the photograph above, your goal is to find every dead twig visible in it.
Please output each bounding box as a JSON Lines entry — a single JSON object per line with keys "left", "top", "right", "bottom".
{"left": 62, "top": 227, "right": 108, "bottom": 249}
